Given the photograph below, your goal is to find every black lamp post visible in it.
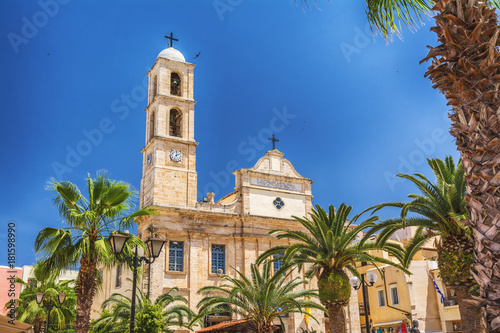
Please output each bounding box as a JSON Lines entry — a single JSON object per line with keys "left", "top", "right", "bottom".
{"left": 108, "top": 234, "right": 166, "bottom": 333}
{"left": 35, "top": 291, "right": 67, "bottom": 332}
{"left": 350, "top": 272, "right": 378, "bottom": 333}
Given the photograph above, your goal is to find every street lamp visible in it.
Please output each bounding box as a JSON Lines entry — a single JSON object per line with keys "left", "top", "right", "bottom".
{"left": 108, "top": 234, "right": 166, "bottom": 333}
{"left": 35, "top": 292, "right": 67, "bottom": 332}
{"left": 350, "top": 272, "right": 378, "bottom": 333}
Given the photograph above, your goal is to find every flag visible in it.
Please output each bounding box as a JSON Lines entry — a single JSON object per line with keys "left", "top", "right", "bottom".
{"left": 304, "top": 296, "right": 311, "bottom": 324}
{"left": 430, "top": 273, "right": 444, "bottom": 304}
{"left": 304, "top": 306, "right": 311, "bottom": 324}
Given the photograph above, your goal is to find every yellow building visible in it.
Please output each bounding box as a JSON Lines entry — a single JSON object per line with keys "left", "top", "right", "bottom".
{"left": 354, "top": 239, "right": 443, "bottom": 333}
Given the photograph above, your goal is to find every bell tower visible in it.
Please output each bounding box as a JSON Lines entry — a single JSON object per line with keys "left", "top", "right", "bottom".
{"left": 140, "top": 41, "right": 197, "bottom": 208}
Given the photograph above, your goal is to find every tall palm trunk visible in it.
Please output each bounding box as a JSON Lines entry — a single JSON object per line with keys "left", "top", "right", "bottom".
{"left": 326, "top": 302, "right": 345, "bottom": 333}
{"left": 438, "top": 235, "right": 483, "bottom": 332}
{"left": 455, "top": 285, "right": 484, "bottom": 332}
{"left": 422, "top": 0, "right": 500, "bottom": 330}
{"left": 75, "top": 252, "right": 98, "bottom": 333}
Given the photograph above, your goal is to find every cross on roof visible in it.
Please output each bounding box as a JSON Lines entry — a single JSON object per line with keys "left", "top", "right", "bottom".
{"left": 165, "top": 32, "right": 178, "bottom": 48}
{"left": 268, "top": 134, "right": 279, "bottom": 150}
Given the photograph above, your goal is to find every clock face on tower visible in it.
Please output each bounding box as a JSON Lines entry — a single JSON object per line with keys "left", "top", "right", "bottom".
{"left": 170, "top": 149, "right": 182, "bottom": 162}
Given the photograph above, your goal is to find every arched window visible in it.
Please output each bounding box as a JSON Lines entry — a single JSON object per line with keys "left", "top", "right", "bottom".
{"left": 152, "top": 75, "right": 158, "bottom": 98}
{"left": 169, "top": 109, "right": 182, "bottom": 137}
{"left": 171, "top": 72, "right": 181, "bottom": 96}
{"left": 149, "top": 110, "right": 155, "bottom": 141}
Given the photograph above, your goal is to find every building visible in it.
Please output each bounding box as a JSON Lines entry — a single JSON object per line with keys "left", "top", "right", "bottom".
{"left": 19, "top": 265, "right": 78, "bottom": 292}
{"left": 93, "top": 44, "right": 362, "bottom": 332}
{"left": 430, "top": 269, "right": 469, "bottom": 333}
{"left": 354, "top": 232, "right": 468, "bottom": 333}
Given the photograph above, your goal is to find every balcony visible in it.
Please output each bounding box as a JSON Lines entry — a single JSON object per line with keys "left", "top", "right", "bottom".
{"left": 443, "top": 297, "right": 458, "bottom": 307}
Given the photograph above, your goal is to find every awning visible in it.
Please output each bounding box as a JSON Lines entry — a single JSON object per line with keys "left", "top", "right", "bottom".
{"left": 0, "top": 315, "right": 33, "bottom": 333}
{"left": 373, "top": 319, "right": 405, "bottom": 327}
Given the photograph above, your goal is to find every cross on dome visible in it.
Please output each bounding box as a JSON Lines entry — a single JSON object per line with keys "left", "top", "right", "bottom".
{"left": 165, "top": 32, "right": 178, "bottom": 48}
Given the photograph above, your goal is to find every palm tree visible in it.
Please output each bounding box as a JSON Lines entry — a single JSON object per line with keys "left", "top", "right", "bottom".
{"left": 305, "top": 0, "right": 500, "bottom": 328}
{"left": 34, "top": 171, "right": 154, "bottom": 333}
{"left": 364, "top": 156, "right": 482, "bottom": 332}
{"left": 256, "top": 204, "right": 408, "bottom": 333}
{"left": 194, "top": 262, "right": 325, "bottom": 333}
{"left": 92, "top": 281, "right": 194, "bottom": 333}
{"left": 9, "top": 262, "right": 77, "bottom": 333}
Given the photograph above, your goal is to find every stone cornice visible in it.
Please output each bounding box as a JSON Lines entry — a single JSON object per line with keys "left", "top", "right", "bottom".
{"left": 141, "top": 136, "right": 199, "bottom": 153}
{"left": 145, "top": 95, "right": 196, "bottom": 113}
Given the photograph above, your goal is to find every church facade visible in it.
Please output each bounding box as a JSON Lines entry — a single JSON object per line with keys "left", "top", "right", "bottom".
{"left": 93, "top": 45, "right": 361, "bottom": 333}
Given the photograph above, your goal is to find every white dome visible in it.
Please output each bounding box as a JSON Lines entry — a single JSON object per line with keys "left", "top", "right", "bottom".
{"left": 157, "top": 47, "right": 185, "bottom": 62}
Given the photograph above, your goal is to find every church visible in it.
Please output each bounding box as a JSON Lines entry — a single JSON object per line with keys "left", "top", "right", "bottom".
{"left": 93, "top": 41, "right": 361, "bottom": 333}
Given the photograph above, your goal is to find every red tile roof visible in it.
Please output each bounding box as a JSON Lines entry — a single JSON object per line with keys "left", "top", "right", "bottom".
{"left": 196, "top": 319, "right": 280, "bottom": 333}
{"left": 197, "top": 319, "right": 252, "bottom": 332}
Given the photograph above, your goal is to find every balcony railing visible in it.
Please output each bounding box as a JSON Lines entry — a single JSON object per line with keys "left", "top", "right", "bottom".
{"left": 443, "top": 297, "right": 458, "bottom": 307}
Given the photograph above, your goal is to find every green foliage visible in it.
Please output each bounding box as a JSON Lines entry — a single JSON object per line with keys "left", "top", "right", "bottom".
{"left": 317, "top": 269, "right": 350, "bottom": 305}
{"left": 299, "top": 328, "right": 322, "bottom": 333}
{"left": 9, "top": 261, "right": 77, "bottom": 333}
{"left": 135, "top": 299, "right": 165, "bottom": 333}
{"left": 365, "top": 157, "right": 474, "bottom": 275}
{"left": 257, "top": 203, "right": 408, "bottom": 309}
{"left": 34, "top": 171, "right": 155, "bottom": 331}
{"left": 89, "top": 309, "right": 113, "bottom": 333}
{"left": 194, "top": 262, "right": 325, "bottom": 333}
{"left": 438, "top": 244, "right": 474, "bottom": 286}
{"left": 34, "top": 171, "right": 155, "bottom": 278}
{"left": 91, "top": 280, "right": 194, "bottom": 333}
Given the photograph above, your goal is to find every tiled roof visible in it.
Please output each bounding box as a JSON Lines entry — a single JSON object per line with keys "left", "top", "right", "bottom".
{"left": 196, "top": 319, "right": 279, "bottom": 332}
{"left": 196, "top": 319, "right": 252, "bottom": 332}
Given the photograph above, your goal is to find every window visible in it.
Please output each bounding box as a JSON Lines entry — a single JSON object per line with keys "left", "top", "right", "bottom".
{"left": 28, "top": 278, "right": 36, "bottom": 289}
{"left": 273, "top": 252, "right": 284, "bottom": 273}
{"left": 169, "top": 109, "right": 182, "bottom": 137}
{"left": 452, "top": 321, "right": 462, "bottom": 332}
{"left": 152, "top": 75, "right": 158, "bottom": 98}
{"left": 149, "top": 110, "right": 155, "bottom": 142}
{"left": 115, "top": 265, "right": 122, "bottom": 288}
{"left": 390, "top": 285, "right": 399, "bottom": 305}
{"left": 211, "top": 244, "right": 225, "bottom": 274}
{"left": 377, "top": 289, "right": 386, "bottom": 307}
{"left": 273, "top": 197, "right": 285, "bottom": 210}
{"left": 171, "top": 72, "right": 181, "bottom": 96}
{"left": 169, "top": 241, "right": 184, "bottom": 272}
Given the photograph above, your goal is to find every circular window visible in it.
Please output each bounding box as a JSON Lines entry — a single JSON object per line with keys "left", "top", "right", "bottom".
{"left": 273, "top": 197, "right": 285, "bottom": 210}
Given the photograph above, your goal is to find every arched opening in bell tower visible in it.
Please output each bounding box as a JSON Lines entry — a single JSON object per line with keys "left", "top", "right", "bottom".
{"left": 169, "top": 109, "right": 182, "bottom": 137}
{"left": 170, "top": 72, "right": 181, "bottom": 96}
{"left": 148, "top": 110, "right": 155, "bottom": 142}
{"left": 152, "top": 75, "right": 158, "bottom": 98}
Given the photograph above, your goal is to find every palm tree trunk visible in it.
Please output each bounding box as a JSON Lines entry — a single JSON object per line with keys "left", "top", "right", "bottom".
{"left": 257, "top": 321, "right": 274, "bottom": 333}
{"left": 422, "top": 0, "right": 500, "bottom": 330}
{"left": 326, "top": 302, "right": 345, "bottom": 333}
{"left": 438, "top": 235, "right": 481, "bottom": 331}
{"left": 455, "top": 285, "right": 484, "bottom": 333}
{"left": 75, "top": 254, "right": 98, "bottom": 333}
{"left": 34, "top": 317, "right": 44, "bottom": 333}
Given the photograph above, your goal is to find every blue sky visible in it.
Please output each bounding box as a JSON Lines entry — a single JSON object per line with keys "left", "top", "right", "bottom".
{"left": 0, "top": 0, "right": 458, "bottom": 266}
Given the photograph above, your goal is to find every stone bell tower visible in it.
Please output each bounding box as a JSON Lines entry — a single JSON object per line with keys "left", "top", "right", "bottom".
{"left": 140, "top": 41, "right": 197, "bottom": 209}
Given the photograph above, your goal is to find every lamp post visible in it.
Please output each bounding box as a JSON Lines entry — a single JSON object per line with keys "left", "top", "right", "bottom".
{"left": 35, "top": 292, "right": 67, "bottom": 332}
{"left": 108, "top": 234, "right": 166, "bottom": 333}
{"left": 350, "top": 272, "right": 378, "bottom": 333}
